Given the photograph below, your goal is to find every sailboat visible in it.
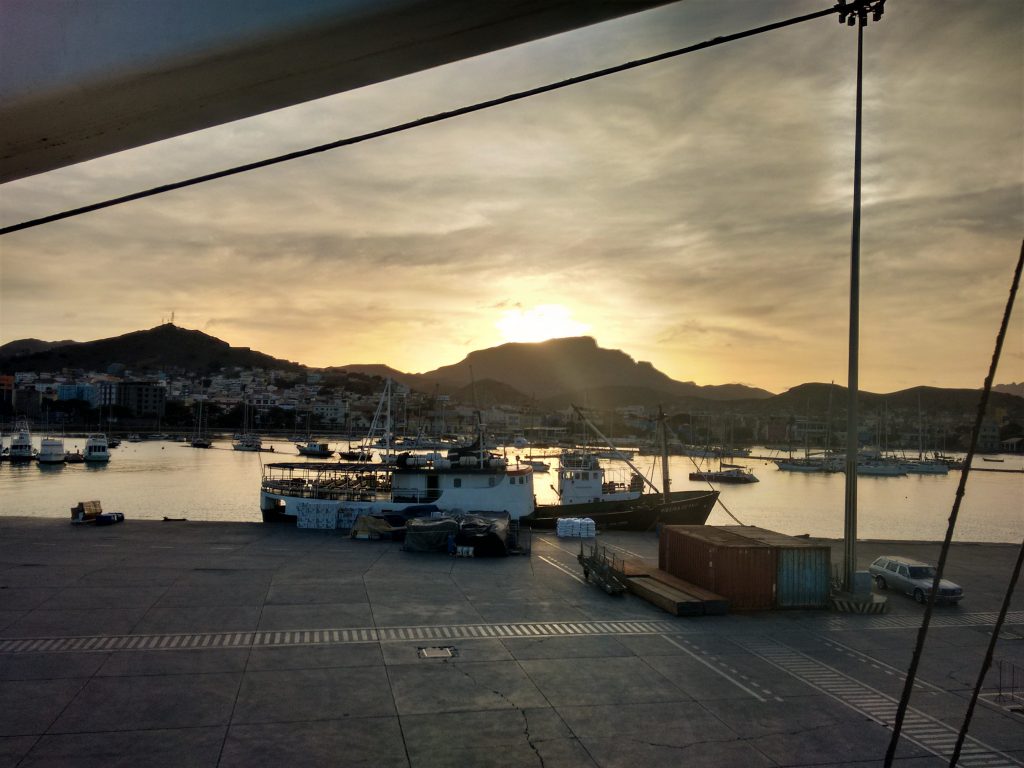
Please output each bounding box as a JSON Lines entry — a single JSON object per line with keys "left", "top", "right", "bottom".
{"left": 232, "top": 399, "right": 264, "bottom": 451}
{"left": 191, "top": 394, "right": 212, "bottom": 448}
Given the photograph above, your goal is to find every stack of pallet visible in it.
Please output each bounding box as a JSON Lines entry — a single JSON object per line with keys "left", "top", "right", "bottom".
{"left": 621, "top": 561, "right": 729, "bottom": 616}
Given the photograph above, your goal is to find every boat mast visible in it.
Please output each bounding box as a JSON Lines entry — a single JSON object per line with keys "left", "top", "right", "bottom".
{"left": 659, "top": 405, "right": 670, "bottom": 505}
{"left": 570, "top": 405, "right": 660, "bottom": 493}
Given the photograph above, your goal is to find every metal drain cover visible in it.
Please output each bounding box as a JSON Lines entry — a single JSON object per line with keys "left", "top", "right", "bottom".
{"left": 418, "top": 646, "right": 458, "bottom": 659}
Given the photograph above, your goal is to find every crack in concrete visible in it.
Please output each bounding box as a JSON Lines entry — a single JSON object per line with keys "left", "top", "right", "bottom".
{"left": 445, "top": 662, "right": 545, "bottom": 767}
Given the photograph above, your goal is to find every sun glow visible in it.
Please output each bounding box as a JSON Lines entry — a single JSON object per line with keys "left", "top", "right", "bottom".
{"left": 495, "top": 304, "right": 590, "bottom": 344}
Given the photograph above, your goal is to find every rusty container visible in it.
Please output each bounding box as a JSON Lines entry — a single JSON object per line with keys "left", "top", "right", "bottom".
{"left": 659, "top": 525, "right": 777, "bottom": 610}
{"left": 719, "top": 526, "right": 832, "bottom": 609}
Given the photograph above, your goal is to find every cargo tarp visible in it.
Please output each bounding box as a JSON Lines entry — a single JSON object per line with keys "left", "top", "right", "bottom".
{"left": 455, "top": 514, "right": 510, "bottom": 557}
{"left": 403, "top": 518, "right": 459, "bottom": 552}
{"left": 350, "top": 515, "right": 400, "bottom": 540}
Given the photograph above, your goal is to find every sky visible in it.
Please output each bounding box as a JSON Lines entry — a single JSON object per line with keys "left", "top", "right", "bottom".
{"left": 1, "top": 0, "right": 1021, "bottom": 394}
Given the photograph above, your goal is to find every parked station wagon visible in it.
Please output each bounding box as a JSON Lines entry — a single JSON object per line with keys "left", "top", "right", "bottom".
{"left": 869, "top": 555, "right": 964, "bottom": 604}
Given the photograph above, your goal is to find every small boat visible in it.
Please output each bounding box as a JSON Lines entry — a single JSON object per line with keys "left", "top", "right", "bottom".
{"left": 854, "top": 461, "right": 906, "bottom": 477}
{"left": 37, "top": 436, "right": 67, "bottom": 464}
{"left": 84, "top": 434, "right": 112, "bottom": 462}
{"left": 296, "top": 440, "right": 334, "bottom": 458}
{"left": 689, "top": 466, "right": 759, "bottom": 484}
{"left": 982, "top": 457, "right": 1004, "bottom": 463}
{"left": 191, "top": 437, "right": 212, "bottom": 449}
{"left": 902, "top": 460, "right": 949, "bottom": 475}
{"left": 64, "top": 451, "right": 86, "bottom": 463}
{"left": 338, "top": 449, "right": 374, "bottom": 461}
{"left": 233, "top": 433, "right": 264, "bottom": 451}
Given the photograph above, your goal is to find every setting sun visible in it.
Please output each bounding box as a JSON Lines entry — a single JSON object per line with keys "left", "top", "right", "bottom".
{"left": 495, "top": 304, "right": 590, "bottom": 344}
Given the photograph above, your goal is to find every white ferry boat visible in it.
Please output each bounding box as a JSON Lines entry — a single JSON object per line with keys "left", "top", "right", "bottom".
{"left": 84, "top": 434, "right": 111, "bottom": 463}
{"left": 260, "top": 440, "right": 535, "bottom": 528}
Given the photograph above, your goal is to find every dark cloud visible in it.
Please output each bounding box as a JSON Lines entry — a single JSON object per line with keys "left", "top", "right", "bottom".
{"left": 1, "top": 0, "right": 1020, "bottom": 388}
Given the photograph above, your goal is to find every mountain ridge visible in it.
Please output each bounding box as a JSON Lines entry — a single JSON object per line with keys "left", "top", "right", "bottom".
{"left": 2, "top": 327, "right": 1021, "bottom": 416}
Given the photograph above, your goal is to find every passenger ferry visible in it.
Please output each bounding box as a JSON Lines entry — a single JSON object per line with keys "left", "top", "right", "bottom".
{"left": 260, "top": 440, "right": 534, "bottom": 528}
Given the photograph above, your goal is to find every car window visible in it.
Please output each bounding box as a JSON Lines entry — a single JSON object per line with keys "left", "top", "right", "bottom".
{"left": 886, "top": 562, "right": 899, "bottom": 572}
{"left": 908, "top": 566, "right": 936, "bottom": 579}
{"left": 872, "top": 557, "right": 887, "bottom": 567}
{"left": 898, "top": 566, "right": 909, "bottom": 577}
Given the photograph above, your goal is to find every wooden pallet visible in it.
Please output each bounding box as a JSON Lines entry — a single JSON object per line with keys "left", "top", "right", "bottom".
{"left": 624, "top": 567, "right": 729, "bottom": 616}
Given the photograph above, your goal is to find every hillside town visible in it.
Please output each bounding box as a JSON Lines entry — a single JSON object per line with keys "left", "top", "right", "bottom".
{"left": 1, "top": 360, "right": 1020, "bottom": 454}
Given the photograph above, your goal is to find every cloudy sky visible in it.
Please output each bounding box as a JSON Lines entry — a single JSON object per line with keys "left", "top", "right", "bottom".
{"left": 1, "top": 1, "right": 1021, "bottom": 394}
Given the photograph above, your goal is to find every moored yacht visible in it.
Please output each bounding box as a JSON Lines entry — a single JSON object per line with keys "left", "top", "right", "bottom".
{"left": 84, "top": 434, "right": 111, "bottom": 462}
{"left": 7, "top": 423, "right": 35, "bottom": 462}
{"left": 37, "top": 436, "right": 66, "bottom": 464}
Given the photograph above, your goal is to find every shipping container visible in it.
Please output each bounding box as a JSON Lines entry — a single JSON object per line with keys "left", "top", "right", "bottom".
{"left": 717, "top": 526, "right": 831, "bottom": 609}
{"left": 659, "top": 525, "right": 777, "bottom": 610}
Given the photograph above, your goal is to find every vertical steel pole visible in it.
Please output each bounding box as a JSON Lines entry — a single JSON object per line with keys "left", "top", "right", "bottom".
{"left": 842, "top": 15, "right": 864, "bottom": 594}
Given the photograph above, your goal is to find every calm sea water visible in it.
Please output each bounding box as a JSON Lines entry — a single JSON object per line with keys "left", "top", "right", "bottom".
{"left": 1, "top": 438, "right": 1020, "bottom": 542}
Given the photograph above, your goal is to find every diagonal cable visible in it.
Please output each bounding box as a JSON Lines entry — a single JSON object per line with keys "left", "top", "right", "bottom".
{"left": 0, "top": 5, "right": 840, "bottom": 236}
{"left": 884, "top": 239, "right": 1024, "bottom": 766}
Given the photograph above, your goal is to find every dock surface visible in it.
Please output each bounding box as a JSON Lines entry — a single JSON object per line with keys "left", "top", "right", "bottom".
{"left": 1, "top": 516, "right": 1022, "bottom": 767}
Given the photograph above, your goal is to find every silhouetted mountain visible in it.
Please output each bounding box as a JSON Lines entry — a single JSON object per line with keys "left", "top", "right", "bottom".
{"left": 413, "top": 337, "right": 773, "bottom": 403}
{"left": 724, "top": 383, "right": 1024, "bottom": 419}
{"left": 325, "top": 364, "right": 421, "bottom": 392}
{"left": 0, "top": 324, "right": 304, "bottom": 374}
{"left": 994, "top": 382, "right": 1024, "bottom": 398}
{"left": 0, "top": 338, "right": 78, "bottom": 358}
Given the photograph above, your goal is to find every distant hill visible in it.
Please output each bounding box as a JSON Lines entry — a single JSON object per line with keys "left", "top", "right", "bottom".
{"left": 730, "top": 382, "right": 1024, "bottom": 419}
{"left": 994, "top": 382, "right": 1024, "bottom": 398}
{"left": 325, "top": 364, "right": 421, "bottom": 393}
{"left": 412, "top": 337, "right": 773, "bottom": 403}
{"left": 0, "top": 338, "right": 78, "bottom": 358}
{"left": 0, "top": 324, "right": 305, "bottom": 374}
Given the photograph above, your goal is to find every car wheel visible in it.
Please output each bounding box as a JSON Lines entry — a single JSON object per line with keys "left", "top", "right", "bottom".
{"left": 875, "top": 576, "right": 887, "bottom": 590}
{"left": 913, "top": 588, "right": 924, "bottom": 603}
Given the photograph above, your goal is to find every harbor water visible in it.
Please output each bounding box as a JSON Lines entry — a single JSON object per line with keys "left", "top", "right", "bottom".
{"left": 0, "top": 438, "right": 1020, "bottom": 542}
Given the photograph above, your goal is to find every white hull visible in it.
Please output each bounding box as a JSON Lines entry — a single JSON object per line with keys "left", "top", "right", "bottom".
{"left": 37, "top": 437, "right": 66, "bottom": 464}
{"left": 261, "top": 458, "right": 535, "bottom": 525}
{"left": 84, "top": 435, "right": 111, "bottom": 462}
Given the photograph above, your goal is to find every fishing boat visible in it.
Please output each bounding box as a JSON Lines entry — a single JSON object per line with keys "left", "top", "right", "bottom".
{"left": 526, "top": 406, "right": 719, "bottom": 531}
{"left": 260, "top": 437, "right": 534, "bottom": 527}
{"left": 84, "top": 434, "right": 111, "bottom": 462}
{"left": 528, "top": 449, "right": 718, "bottom": 530}
{"left": 296, "top": 440, "right": 334, "bottom": 458}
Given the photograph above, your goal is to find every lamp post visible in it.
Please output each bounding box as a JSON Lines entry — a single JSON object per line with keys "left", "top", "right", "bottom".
{"left": 838, "top": 0, "right": 885, "bottom": 594}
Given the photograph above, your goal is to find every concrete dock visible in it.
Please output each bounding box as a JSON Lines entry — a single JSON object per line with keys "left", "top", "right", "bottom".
{"left": 1, "top": 516, "right": 1021, "bottom": 767}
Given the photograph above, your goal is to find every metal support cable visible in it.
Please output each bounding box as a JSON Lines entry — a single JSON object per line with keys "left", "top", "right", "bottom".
{"left": 0, "top": 5, "right": 841, "bottom": 236}
{"left": 663, "top": 420, "right": 747, "bottom": 525}
{"left": 951, "top": 534, "right": 1024, "bottom": 765}
{"left": 884, "top": 239, "right": 1024, "bottom": 766}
